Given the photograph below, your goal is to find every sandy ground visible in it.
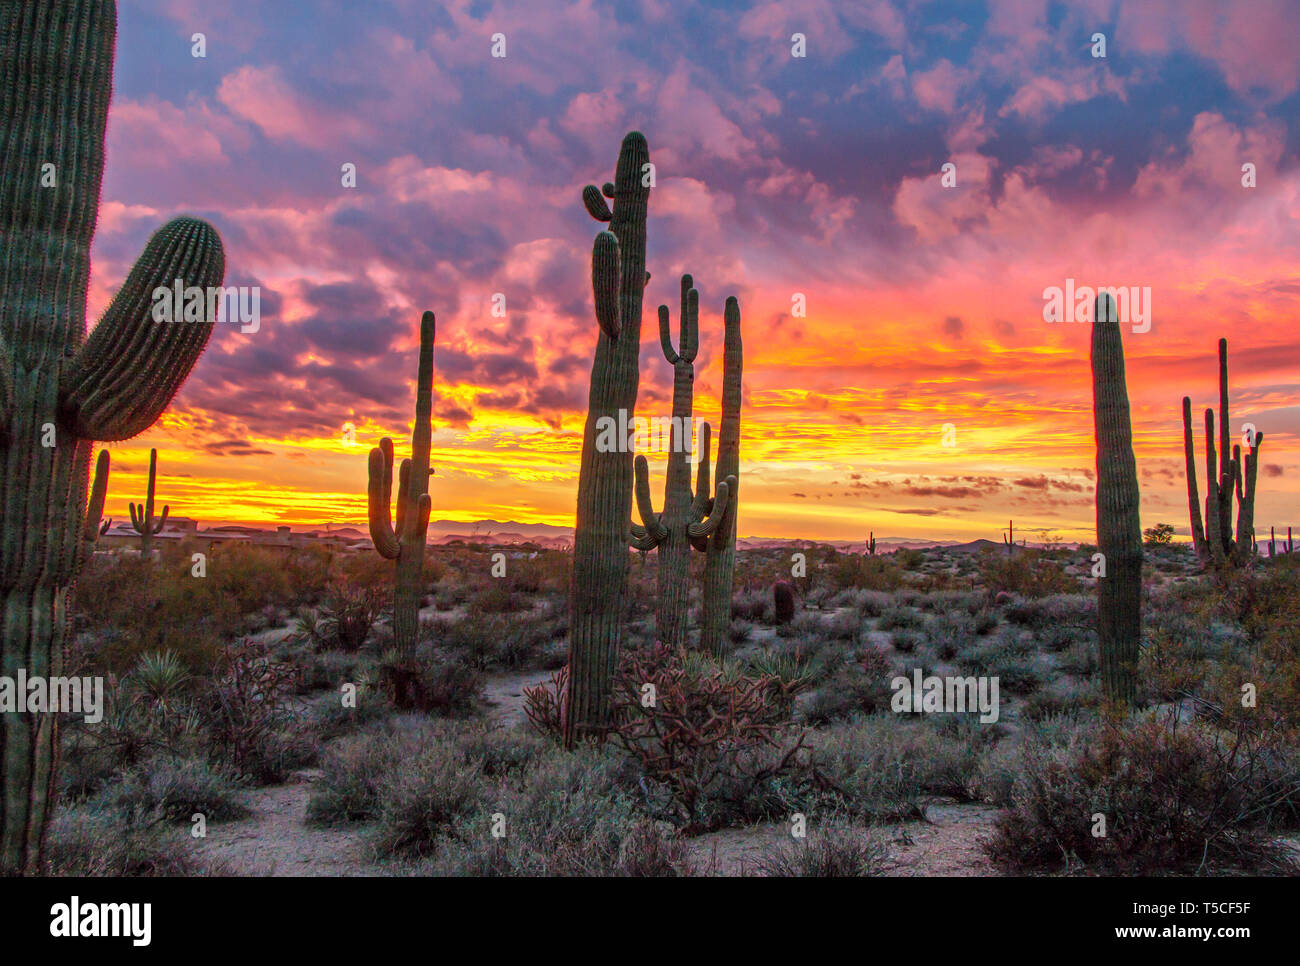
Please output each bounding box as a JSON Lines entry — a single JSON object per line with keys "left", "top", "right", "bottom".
{"left": 192, "top": 772, "right": 387, "bottom": 876}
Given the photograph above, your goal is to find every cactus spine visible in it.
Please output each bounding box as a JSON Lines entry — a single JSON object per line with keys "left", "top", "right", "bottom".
{"left": 1090, "top": 292, "right": 1143, "bottom": 705}
{"left": 128, "top": 448, "right": 169, "bottom": 555}
{"left": 1, "top": 0, "right": 224, "bottom": 874}
{"left": 1181, "top": 338, "right": 1262, "bottom": 567}
{"left": 566, "top": 133, "right": 651, "bottom": 745}
{"left": 698, "top": 296, "right": 742, "bottom": 655}
{"left": 631, "top": 276, "right": 734, "bottom": 649}
{"left": 367, "top": 311, "right": 435, "bottom": 685}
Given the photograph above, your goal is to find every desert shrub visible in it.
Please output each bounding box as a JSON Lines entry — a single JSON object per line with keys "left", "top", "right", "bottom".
{"left": 988, "top": 712, "right": 1299, "bottom": 874}
{"left": 522, "top": 667, "right": 568, "bottom": 743}
{"left": 381, "top": 644, "right": 483, "bottom": 717}
{"left": 373, "top": 742, "right": 488, "bottom": 858}
{"left": 978, "top": 549, "right": 1075, "bottom": 598}
{"left": 609, "top": 644, "right": 807, "bottom": 831}
{"left": 728, "top": 620, "right": 755, "bottom": 645}
{"left": 94, "top": 756, "right": 248, "bottom": 822}
{"left": 306, "top": 682, "right": 392, "bottom": 739}
{"left": 808, "top": 717, "right": 994, "bottom": 819}
{"left": 319, "top": 581, "right": 388, "bottom": 651}
{"left": 198, "top": 639, "right": 309, "bottom": 784}
{"left": 307, "top": 727, "right": 407, "bottom": 825}
{"left": 878, "top": 605, "right": 924, "bottom": 631}
{"left": 731, "top": 588, "right": 771, "bottom": 622}
{"left": 889, "top": 629, "right": 923, "bottom": 653}
{"left": 422, "top": 746, "right": 691, "bottom": 876}
{"left": 46, "top": 804, "right": 229, "bottom": 876}
{"left": 756, "top": 821, "right": 888, "bottom": 877}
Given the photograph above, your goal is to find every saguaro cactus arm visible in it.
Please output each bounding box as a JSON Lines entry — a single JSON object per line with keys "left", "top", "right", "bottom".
{"left": 658, "top": 276, "right": 699, "bottom": 366}
{"left": 689, "top": 421, "right": 713, "bottom": 522}
{"left": 583, "top": 184, "right": 613, "bottom": 222}
{"left": 366, "top": 439, "right": 400, "bottom": 556}
{"left": 81, "top": 450, "right": 109, "bottom": 543}
{"left": 688, "top": 475, "right": 734, "bottom": 539}
{"left": 592, "top": 232, "right": 621, "bottom": 340}
{"left": 368, "top": 441, "right": 402, "bottom": 559}
{"left": 632, "top": 455, "right": 668, "bottom": 546}
{"left": 1181, "top": 396, "right": 1207, "bottom": 560}
{"left": 60, "top": 218, "right": 225, "bottom": 441}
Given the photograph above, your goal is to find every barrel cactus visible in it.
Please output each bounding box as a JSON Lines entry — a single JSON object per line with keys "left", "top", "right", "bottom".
{"left": 367, "top": 311, "right": 435, "bottom": 706}
{"left": 128, "top": 448, "right": 169, "bottom": 555}
{"left": 566, "top": 132, "right": 651, "bottom": 745}
{"left": 698, "top": 296, "right": 743, "bottom": 654}
{"left": 1090, "top": 292, "right": 1143, "bottom": 705}
{"left": 631, "top": 275, "right": 734, "bottom": 649}
{"left": 1, "top": 0, "right": 224, "bottom": 873}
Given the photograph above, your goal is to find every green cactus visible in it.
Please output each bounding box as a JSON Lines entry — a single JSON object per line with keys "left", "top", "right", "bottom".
{"left": 566, "top": 132, "right": 651, "bottom": 745}
{"left": 367, "top": 311, "right": 435, "bottom": 701}
{"left": 698, "top": 296, "right": 742, "bottom": 655}
{"left": 1090, "top": 292, "right": 1143, "bottom": 706}
{"left": 128, "top": 448, "right": 169, "bottom": 555}
{"left": 1, "top": 1, "right": 224, "bottom": 874}
{"left": 631, "top": 275, "right": 735, "bottom": 649}
{"left": 1181, "top": 339, "right": 1262, "bottom": 567}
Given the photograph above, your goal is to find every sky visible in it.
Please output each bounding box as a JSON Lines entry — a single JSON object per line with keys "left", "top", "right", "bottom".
{"left": 87, "top": 0, "right": 1300, "bottom": 543}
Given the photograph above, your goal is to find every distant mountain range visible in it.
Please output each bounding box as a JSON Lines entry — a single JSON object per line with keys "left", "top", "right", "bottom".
{"left": 191, "top": 519, "right": 1075, "bottom": 551}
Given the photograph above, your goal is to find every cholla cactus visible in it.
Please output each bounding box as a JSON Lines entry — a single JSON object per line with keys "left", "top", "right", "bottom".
{"left": 566, "top": 132, "right": 651, "bottom": 745}
{"left": 128, "top": 448, "right": 169, "bottom": 555}
{"left": 0, "top": 1, "right": 224, "bottom": 874}
{"left": 367, "top": 311, "right": 435, "bottom": 686}
{"left": 1182, "top": 339, "right": 1262, "bottom": 567}
{"left": 1090, "top": 292, "right": 1143, "bottom": 705}
{"left": 631, "top": 275, "right": 734, "bottom": 649}
{"left": 698, "top": 297, "right": 742, "bottom": 655}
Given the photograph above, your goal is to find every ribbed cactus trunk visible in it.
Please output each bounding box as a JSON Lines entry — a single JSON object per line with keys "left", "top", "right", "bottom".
{"left": 631, "top": 277, "right": 734, "bottom": 650}
{"left": 698, "top": 297, "right": 742, "bottom": 655}
{"left": 1, "top": 1, "right": 223, "bottom": 874}
{"left": 367, "top": 312, "right": 435, "bottom": 674}
{"left": 128, "top": 448, "right": 168, "bottom": 555}
{"left": 565, "top": 133, "right": 650, "bottom": 745}
{"left": 1090, "top": 293, "right": 1143, "bottom": 706}
{"left": 1181, "top": 396, "right": 1207, "bottom": 563}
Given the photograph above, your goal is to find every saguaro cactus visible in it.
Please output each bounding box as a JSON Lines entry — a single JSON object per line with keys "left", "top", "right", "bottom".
{"left": 1, "top": 1, "right": 224, "bottom": 874}
{"left": 631, "top": 275, "right": 734, "bottom": 649}
{"left": 566, "top": 132, "right": 651, "bottom": 745}
{"left": 367, "top": 311, "right": 435, "bottom": 700}
{"left": 128, "top": 448, "right": 169, "bottom": 555}
{"left": 1180, "top": 338, "right": 1262, "bottom": 567}
{"left": 1090, "top": 292, "right": 1143, "bottom": 705}
{"left": 698, "top": 296, "right": 743, "bottom": 655}
{"left": 866, "top": 532, "right": 876, "bottom": 556}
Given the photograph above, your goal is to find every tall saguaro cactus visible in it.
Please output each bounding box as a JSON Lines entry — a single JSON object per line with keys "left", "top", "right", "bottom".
{"left": 698, "top": 296, "right": 743, "bottom": 655}
{"left": 1090, "top": 293, "right": 1143, "bottom": 706}
{"left": 631, "top": 275, "right": 734, "bottom": 648}
{"left": 1181, "top": 339, "right": 1262, "bottom": 567}
{"left": 1, "top": 1, "right": 224, "bottom": 874}
{"left": 367, "top": 311, "right": 435, "bottom": 686}
{"left": 128, "top": 448, "right": 169, "bottom": 554}
{"left": 566, "top": 132, "right": 651, "bottom": 745}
